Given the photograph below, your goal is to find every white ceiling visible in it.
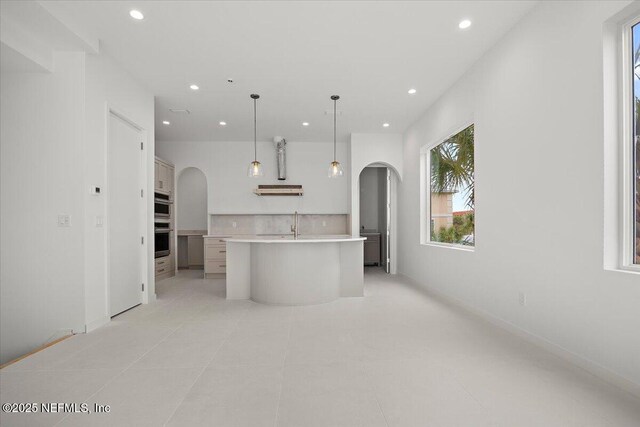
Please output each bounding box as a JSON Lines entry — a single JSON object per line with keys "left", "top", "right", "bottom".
{"left": 45, "top": 1, "right": 537, "bottom": 142}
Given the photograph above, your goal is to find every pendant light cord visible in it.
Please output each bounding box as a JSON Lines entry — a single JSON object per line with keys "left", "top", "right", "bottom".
{"left": 253, "top": 98, "right": 257, "bottom": 162}
{"left": 333, "top": 98, "right": 337, "bottom": 162}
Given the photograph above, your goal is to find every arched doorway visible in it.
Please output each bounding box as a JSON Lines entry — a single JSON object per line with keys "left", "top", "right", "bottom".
{"left": 176, "top": 167, "right": 208, "bottom": 270}
{"left": 357, "top": 163, "right": 400, "bottom": 274}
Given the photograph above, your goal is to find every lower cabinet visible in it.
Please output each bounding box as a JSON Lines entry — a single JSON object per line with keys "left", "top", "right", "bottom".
{"left": 155, "top": 255, "right": 175, "bottom": 280}
{"left": 362, "top": 233, "right": 381, "bottom": 266}
{"left": 204, "top": 236, "right": 230, "bottom": 278}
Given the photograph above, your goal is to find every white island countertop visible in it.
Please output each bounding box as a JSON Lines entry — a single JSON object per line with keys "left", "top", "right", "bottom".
{"left": 224, "top": 235, "right": 366, "bottom": 243}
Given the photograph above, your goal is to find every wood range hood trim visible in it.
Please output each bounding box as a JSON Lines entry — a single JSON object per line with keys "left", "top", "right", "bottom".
{"left": 253, "top": 184, "right": 303, "bottom": 196}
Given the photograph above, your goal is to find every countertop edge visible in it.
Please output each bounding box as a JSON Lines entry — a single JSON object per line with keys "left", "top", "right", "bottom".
{"left": 224, "top": 237, "right": 367, "bottom": 243}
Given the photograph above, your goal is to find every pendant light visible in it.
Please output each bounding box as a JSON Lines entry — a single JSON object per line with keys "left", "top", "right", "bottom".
{"left": 248, "top": 94, "right": 263, "bottom": 177}
{"left": 328, "top": 95, "right": 343, "bottom": 178}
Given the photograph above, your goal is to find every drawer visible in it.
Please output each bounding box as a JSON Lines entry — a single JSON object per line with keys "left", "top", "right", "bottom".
{"left": 205, "top": 246, "right": 227, "bottom": 260}
{"left": 155, "top": 264, "right": 171, "bottom": 275}
{"left": 205, "top": 237, "right": 230, "bottom": 244}
{"left": 155, "top": 257, "right": 170, "bottom": 268}
{"left": 205, "top": 242, "right": 226, "bottom": 250}
{"left": 205, "top": 260, "right": 226, "bottom": 274}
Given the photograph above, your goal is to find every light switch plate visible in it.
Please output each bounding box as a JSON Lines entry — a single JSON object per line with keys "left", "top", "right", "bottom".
{"left": 57, "top": 215, "right": 71, "bottom": 227}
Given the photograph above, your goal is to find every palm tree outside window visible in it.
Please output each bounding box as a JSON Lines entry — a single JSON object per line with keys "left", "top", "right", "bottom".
{"left": 429, "top": 124, "right": 475, "bottom": 246}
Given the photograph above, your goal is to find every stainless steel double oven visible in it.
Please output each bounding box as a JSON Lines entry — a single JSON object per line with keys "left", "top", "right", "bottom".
{"left": 154, "top": 192, "right": 172, "bottom": 258}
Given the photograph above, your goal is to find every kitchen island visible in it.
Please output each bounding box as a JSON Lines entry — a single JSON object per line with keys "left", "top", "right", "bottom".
{"left": 225, "top": 236, "right": 365, "bottom": 305}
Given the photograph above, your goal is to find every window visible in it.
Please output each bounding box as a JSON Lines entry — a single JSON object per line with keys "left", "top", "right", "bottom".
{"left": 632, "top": 22, "right": 640, "bottom": 265}
{"left": 427, "top": 124, "right": 475, "bottom": 247}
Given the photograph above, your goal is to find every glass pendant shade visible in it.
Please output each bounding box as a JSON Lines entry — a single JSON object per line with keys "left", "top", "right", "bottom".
{"left": 248, "top": 160, "right": 263, "bottom": 177}
{"left": 328, "top": 160, "right": 343, "bottom": 178}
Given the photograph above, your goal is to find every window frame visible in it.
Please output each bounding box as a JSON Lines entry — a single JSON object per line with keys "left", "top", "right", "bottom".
{"left": 419, "top": 121, "right": 475, "bottom": 252}
{"left": 620, "top": 15, "right": 640, "bottom": 271}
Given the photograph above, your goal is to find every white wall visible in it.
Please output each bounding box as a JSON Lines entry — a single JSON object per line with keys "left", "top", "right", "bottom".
{"left": 177, "top": 167, "right": 208, "bottom": 230}
{"left": 0, "top": 51, "right": 86, "bottom": 364}
{"left": 84, "top": 51, "right": 155, "bottom": 330}
{"left": 1, "top": 26, "right": 154, "bottom": 362}
{"left": 398, "top": 0, "right": 640, "bottom": 390}
{"left": 157, "top": 140, "right": 349, "bottom": 214}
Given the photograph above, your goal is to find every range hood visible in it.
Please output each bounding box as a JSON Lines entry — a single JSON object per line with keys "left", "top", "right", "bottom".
{"left": 275, "top": 136, "right": 286, "bottom": 180}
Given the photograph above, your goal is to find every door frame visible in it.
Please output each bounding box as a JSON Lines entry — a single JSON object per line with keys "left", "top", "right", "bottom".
{"left": 105, "top": 105, "right": 148, "bottom": 317}
{"left": 175, "top": 166, "right": 209, "bottom": 270}
{"left": 385, "top": 168, "right": 391, "bottom": 273}
{"left": 355, "top": 163, "right": 399, "bottom": 274}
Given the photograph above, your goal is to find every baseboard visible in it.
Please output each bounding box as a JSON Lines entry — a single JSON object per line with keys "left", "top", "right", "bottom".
{"left": 400, "top": 274, "right": 640, "bottom": 399}
{"left": 85, "top": 316, "right": 110, "bottom": 333}
{"left": 0, "top": 334, "right": 73, "bottom": 369}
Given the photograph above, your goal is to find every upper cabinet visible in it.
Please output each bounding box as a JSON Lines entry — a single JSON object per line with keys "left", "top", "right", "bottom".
{"left": 155, "top": 157, "right": 174, "bottom": 194}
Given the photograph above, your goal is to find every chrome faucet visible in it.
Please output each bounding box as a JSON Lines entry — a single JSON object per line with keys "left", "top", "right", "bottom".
{"left": 291, "top": 211, "right": 299, "bottom": 239}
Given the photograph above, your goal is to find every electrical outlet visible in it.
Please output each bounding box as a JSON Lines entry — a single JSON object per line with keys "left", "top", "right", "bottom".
{"left": 518, "top": 292, "right": 527, "bottom": 306}
{"left": 322, "top": 221, "right": 327, "bottom": 227}
{"left": 95, "top": 216, "right": 104, "bottom": 227}
{"left": 232, "top": 221, "right": 237, "bottom": 228}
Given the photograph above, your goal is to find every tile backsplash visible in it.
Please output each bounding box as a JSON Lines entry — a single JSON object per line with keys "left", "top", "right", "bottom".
{"left": 209, "top": 214, "right": 348, "bottom": 236}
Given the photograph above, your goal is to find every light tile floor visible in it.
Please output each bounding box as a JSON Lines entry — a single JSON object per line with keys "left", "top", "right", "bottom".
{"left": 1, "top": 269, "right": 639, "bottom": 426}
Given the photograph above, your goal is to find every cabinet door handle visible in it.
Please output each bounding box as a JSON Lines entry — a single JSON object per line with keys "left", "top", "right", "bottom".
{"left": 220, "top": 250, "right": 227, "bottom": 253}
{"left": 158, "top": 268, "right": 165, "bottom": 273}
{"left": 220, "top": 264, "right": 226, "bottom": 267}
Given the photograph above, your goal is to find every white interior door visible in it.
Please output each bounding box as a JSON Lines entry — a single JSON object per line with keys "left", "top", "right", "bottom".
{"left": 108, "top": 112, "right": 143, "bottom": 316}
{"left": 385, "top": 168, "right": 391, "bottom": 274}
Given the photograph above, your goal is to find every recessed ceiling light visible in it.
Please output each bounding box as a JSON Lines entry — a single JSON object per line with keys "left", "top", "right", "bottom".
{"left": 383, "top": 123, "right": 390, "bottom": 128}
{"left": 219, "top": 121, "right": 227, "bottom": 126}
{"left": 302, "top": 122, "right": 309, "bottom": 126}
{"left": 408, "top": 88, "right": 417, "bottom": 94}
{"left": 129, "top": 10, "right": 144, "bottom": 20}
{"left": 459, "top": 19, "right": 471, "bottom": 29}
{"left": 189, "top": 84, "right": 199, "bottom": 90}
{"left": 162, "top": 120, "right": 170, "bottom": 125}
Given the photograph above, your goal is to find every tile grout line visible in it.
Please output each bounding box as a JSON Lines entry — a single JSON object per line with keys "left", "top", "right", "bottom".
{"left": 46, "top": 272, "right": 219, "bottom": 426}
{"left": 355, "top": 331, "right": 390, "bottom": 427}
{"left": 159, "top": 366, "right": 208, "bottom": 427}
{"left": 162, "top": 314, "right": 242, "bottom": 426}
{"left": 367, "top": 374, "right": 391, "bottom": 427}
{"left": 52, "top": 320, "right": 186, "bottom": 426}
{"left": 273, "top": 317, "right": 294, "bottom": 427}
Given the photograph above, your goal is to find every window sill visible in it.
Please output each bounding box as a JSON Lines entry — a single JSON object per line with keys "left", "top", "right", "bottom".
{"left": 421, "top": 241, "right": 475, "bottom": 252}
{"left": 605, "top": 265, "right": 640, "bottom": 276}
